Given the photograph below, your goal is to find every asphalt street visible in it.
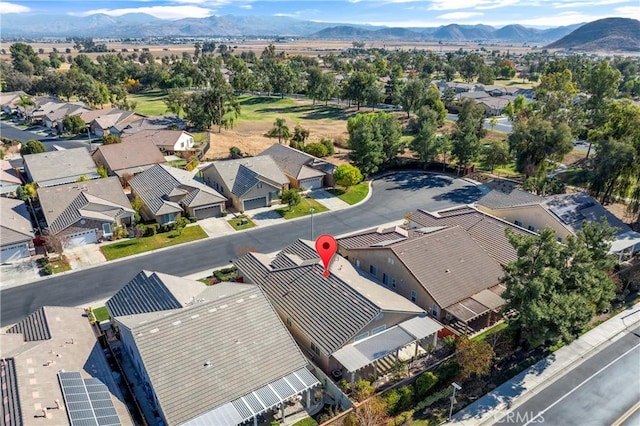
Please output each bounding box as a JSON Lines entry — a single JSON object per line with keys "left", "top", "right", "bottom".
{"left": 492, "top": 326, "right": 640, "bottom": 426}
{"left": 0, "top": 122, "right": 91, "bottom": 151}
{"left": 0, "top": 172, "right": 483, "bottom": 326}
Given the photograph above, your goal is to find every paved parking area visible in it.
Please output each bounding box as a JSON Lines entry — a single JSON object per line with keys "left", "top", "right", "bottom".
{"left": 0, "top": 260, "right": 41, "bottom": 290}
{"left": 64, "top": 245, "right": 107, "bottom": 269}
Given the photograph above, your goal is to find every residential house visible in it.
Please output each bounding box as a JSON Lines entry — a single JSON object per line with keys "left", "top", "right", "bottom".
{"left": 337, "top": 215, "right": 512, "bottom": 335}
{"left": 107, "top": 270, "right": 321, "bottom": 425}
{"left": 234, "top": 240, "right": 442, "bottom": 379}
{"left": 0, "top": 159, "right": 22, "bottom": 196}
{"left": 0, "top": 198, "right": 35, "bottom": 263}
{"left": 129, "top": 164, "right": 226, "bottom": 223}
{"left": 42, "top": 103, "right": 90, "bottom": 131}
{"left": 91, "top": 139, "right": 166, "bottom": 179}
{"left": 23, "top": 147, "right": 100, "bottom": 187}
{"left": 37, "top": 176, "right": 135, "bottom": 249}
{"left": 89, "top": 109, "right": 142, "bottom": 137}
{"left": 477, "top": 190, "right": 640, "bottom": 262}
{"left": 258, "top": 144, "right": 336, "bottom": 190}
{"left": 201, "top": 156, "right": 289, "bottom": 211}
{"left": 116, "top": 115, "right": 186, "bottom": 135}
{"left": 121, "top": 129, "right": 195, "bottom": 154}
{"left": 0, "top": 90, "right": 27, "bottom": 114}
{"left": 0, "top": 306, "right": 133, "bottom": 425}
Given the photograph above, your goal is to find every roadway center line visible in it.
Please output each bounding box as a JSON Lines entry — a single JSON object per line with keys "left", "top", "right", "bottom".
{"left": 612, "top": 400, "right": 640, "bottom": 426}
{"left": 522, "top": 341, "right": 640, "bottom": 426}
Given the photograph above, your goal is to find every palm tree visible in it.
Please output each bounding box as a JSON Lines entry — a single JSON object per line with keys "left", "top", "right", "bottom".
{"left": 17, "top": 94, "right": 35, "bottom": 121}
{"left": 267, "top": 118, "right": 291, "bottom": 144}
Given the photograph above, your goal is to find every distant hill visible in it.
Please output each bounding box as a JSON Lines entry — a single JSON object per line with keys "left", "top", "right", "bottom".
{"left": 432, "top": 24, "right": 494, "bottom": 41}
{"left": 547, "top": 18, "right": 640, "bottom": 51}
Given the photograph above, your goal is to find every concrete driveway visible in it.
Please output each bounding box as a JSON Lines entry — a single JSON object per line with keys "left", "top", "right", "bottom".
{"left": 64, "top": 245, "right": 107, "bottom": 269}
{"left": 0, "top": 260, "right": 41, "bottom": 290}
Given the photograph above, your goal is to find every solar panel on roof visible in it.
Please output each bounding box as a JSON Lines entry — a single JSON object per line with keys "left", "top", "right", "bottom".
{"left": 58, "top": 371, "right": 122, "bottom": 426}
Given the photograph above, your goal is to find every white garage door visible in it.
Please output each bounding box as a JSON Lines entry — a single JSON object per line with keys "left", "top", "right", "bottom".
{"left": 300, "top": 177, "right": 323, "bottom": 190}
{"left": 0, "top": 242, "right": 30, "bottom": 263}
{"left": 243, "top": 197, "right": 267, "bottom": 210}
{"left": 64, "top": 229, "right": 97, "bottom": 249}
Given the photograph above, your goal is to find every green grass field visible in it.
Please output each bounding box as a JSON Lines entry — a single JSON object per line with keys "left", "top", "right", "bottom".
{"left": 101, "top": 225, "right": 207, "bottom": 260}
{"left": 277, "top": 197, "right": 328, "bottom": 219}
{"left": 92, "top": 306, "right": 110, "bottom": 322}
{"left": 234, "top": 95, "right": 352, "bottom": 125}
{"left": 228, "top": 217, "right": 256, "bottom": 230}
{"left": 327, "top": 182, "right": 369, "bottom": 205}
{"left": 128, "top": 90, "right": 170, "bottom": 116}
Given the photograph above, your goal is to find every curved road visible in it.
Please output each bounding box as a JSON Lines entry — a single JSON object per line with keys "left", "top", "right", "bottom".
{"left": 0, "top": 172, "right": 482, "bottom": 326}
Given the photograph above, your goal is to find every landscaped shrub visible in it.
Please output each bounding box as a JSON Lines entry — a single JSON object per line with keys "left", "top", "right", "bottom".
{"left": 144, "top": 224, "right": 158, "bottom": 237}
{"left": 320, "top": 138, "right": 335, "bottom": 155}
{"left": 133, "top": 225, "right": 146, "bottom": 238}
{"left": 434, "top": 359, "right": 460, "bottom": 383}
{"left": 159, "top": 223, "right": 177, "bottom": 233}
{"left": 188, "top": 216, "right": 198, "bottom": 223}
{"left": 221, "top": 211, "right": 228, "bottom": 217}
{"left": 415, "top": 371, "right": 438, "bottom": 397}
{"left": 43, "top": 263, "right": 53, "bottom": 275}
{"left": 292, "top": 418, "right": 318, "bottom": 426}
{"left": 304, "top": 142, "right": 328, "bottom": 158}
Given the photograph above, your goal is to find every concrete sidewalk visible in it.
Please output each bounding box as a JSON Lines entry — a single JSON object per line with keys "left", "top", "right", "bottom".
{"left": 447, "top": 302, "right": 640, "bottom": 426}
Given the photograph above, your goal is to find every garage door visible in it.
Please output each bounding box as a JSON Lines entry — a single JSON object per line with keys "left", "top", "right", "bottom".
{"left": 300, "top": 177, "right": 323, "bottom": 190}
{"left": 194, "top": 205, "right": 222, "bottom": 220}
{"left": 243, "top": 196, "right": 267, "bottom": 210}
{"left": 63, "top": 229, "right": 97, "bottom": 249}
{"left": 0, "top": 243, "right": 30, "bottom": 263}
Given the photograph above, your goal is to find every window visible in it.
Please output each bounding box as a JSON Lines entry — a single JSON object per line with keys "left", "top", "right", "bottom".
{"left": 382, "top": 273, "right": 389, "bottom": 286}
{"left": 528, "top": 225, "right": 536, "bottom": 232}
{"left": 391, "top": 278, "right": 397, "bottom": 288}
{"left": 411, "top": 290, "right": 417, "bottom": 303}
{"left": 369, "top": 265, "right": 377, "bottom": 276}
{"left": 310, "top": 342, "right": 320, "bottom": 356}
{"left": 371, "top": 325, "right": 386, "bottom": 335}
{"left": 354, "top": 332, "right": 369, "bottom": 342}
{"left": 257, "top": 182, "right": 263, "bottom": 189}
{"left": 102, "top": 223, "right": 112, "bottom": 236}
{"left": 514, "top": 220, "right": 523, "bottom": 227}
{"left": 162, "top": 213, "right": 177, "bottom": 224}
{"left": 557, "top": 237, "right": 563, "bottom": 242}
{"left": 180, "top": 141, "right": 184, "bottom": 148}
{"left": 432, "top": 304, "right": 439, "bottom": 317}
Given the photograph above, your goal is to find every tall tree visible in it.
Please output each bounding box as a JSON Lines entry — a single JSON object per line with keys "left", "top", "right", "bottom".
{"left": 20, "top": 140, "right": 46, "bottom": 155}
{"left": 184, "top": 69, "right": 240, "bottom": 132}
{"left": 456, "top": 336, "right": 494, "bottom": 380}
{"left": 482, "top": 140, "right": 511, "bottom": 173}
{"left": 411, "top": 106, "right": 438, "bottom": 165}
{"left": 451, "top": 99, "right": 485, "bottom": 172}
{"left": 344, "top": 71, "right": 377, "bottom": 110}
{"left": 347, "top": 112, "right": 403, "bottom": 175}
{"left": 398, "top": 78, "right": 425, "bottom": 118}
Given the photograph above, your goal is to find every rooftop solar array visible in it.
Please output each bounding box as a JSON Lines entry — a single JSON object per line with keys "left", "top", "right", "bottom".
{"left": 58, "top": 371, "right": 121, "bottom": 426}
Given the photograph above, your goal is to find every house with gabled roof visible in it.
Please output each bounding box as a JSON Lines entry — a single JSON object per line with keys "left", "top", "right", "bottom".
{"left": 117, "top": 116, "right": 186, "bottom": 135}
{"left": 337, "top": 210, "right": 515, "bottom": 335}
{"left": 23, "top": 147, "right": 100, "bottom": 187}
{"left": 42, "top": 103, "right": 91, "bottom": 131}
{"left": 106, "top": 271, "right": 321, "bottom": 425}
{"left": 0, "top": 198, "right": 35, "bottom": 263}
{"left": 89, "top": 109, "right": 142, "bottom": 137}
{"left": 258, "top": 144, "right": 335, "bottom": 190}
{"left": 121, "top": 129, "right": 195, "bottom": 154}
{"left": 37, "top": 176, "right": 134, "bottom": 248}
{"left": 0, "top": 159, "right": 22, "bottom": 196}
{"left": 0, "top": 91, "right": 27, "bottom": 114}
{"left": 128, "top": 164, "right": 226, "bottom": 223}
{"left": 0, "top": 306, "right": 133, "bottom": 426}
{"left": 234, "top": 240, "right": 441, "bottom": 379}
{"left": 91, "top": 139, "right": 166, "bottom": 179}
{"left": 201, "top": 156, "right": 289, "bottom": 211}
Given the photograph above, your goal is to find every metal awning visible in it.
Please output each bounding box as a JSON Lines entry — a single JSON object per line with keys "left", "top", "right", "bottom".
{"left": 471, "top": 289, "right": 505, "bottom": 311}
{"left": 183, "top": 367, "right": 320, "bottom": 426}
{"left": 332, "top": 316, "right": 442, "bottom": 373}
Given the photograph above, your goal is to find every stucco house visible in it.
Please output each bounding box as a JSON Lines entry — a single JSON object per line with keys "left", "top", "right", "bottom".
{"left": 89, "top": 109, "right": 142, "bottom": 137}
{"left": 0, "top": 198, "right": 35, "bottom": 263}
{"left": 129, "top": 164, "right": 226, "bottom": 223}
{"left": 37, "top": 176, "right": 135, "bottom": 248}
{"left": 477, "top": 190, "right": 640, "bottom": 262}
{"left": 201, "top": 156, "right": 289, "bottom": 211}
{"left": 258, "top": 144, "right": 335, "bottom": 190}
{"left": 0, "top": 90, "right": 27, "bottom": 114}
{"left": 121, "top": 129, "right": 195, "bottom": 154}
{"left": 106, "top": 270, "right": 321, "bottom": 426}
{"left": 42, "top": 103, "right": 90, "bottom": 131}
{"left": 234, "top": 240, "right": 442, "bottom": 380}
{"left": 0, "top": 159, "right": 23, "bottom": 196}
{"left": 92, "top": 139, "right": 167, "bottom": 179}
{"left": 23, "top": 147, "right": 100, "bottom": 187}
{"left": 1, "top": 306, "right": 133, "bottom": 425}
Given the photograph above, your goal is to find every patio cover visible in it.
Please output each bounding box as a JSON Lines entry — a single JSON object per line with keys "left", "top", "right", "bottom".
{"left": 332, "top": 316, "right": 442, "bottom": 373}
{"left": 183, "top": 367, "right": 320, "bottom": 426}
{"left": 610, "top": 231, "right": 640, "bottom": 254}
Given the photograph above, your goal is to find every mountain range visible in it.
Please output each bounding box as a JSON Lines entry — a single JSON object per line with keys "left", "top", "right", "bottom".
{"left": 2, "top": 13, "right": 582, "bottom": 42}
{"left": 547, "top": 18, "right": 640, "bottom": 51}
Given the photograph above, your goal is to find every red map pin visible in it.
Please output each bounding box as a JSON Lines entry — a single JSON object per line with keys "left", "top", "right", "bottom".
{"left": 315, "top": 234, "right": 337, "bottom": 277}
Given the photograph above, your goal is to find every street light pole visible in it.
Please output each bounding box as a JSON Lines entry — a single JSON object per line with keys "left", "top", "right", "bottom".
{"left": 449, "top": 382, "right": 461, "bottom": 420}
{"left": 310, "top": 207, "right": 315, "bottom": 240}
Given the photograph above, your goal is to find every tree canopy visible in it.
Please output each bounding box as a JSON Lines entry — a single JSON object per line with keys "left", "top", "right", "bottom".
{"left": 347, "top": 112, "right": 403, "bottom": 176}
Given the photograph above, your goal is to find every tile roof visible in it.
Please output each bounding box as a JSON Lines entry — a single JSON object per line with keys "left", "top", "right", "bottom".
{"left": 93, "top": 139, "right": 166, "bottom": 173}
{"left": 129, "top": 164, "right": 225, "bottom": 215}
{"left": 121, "top": 129, "right": 190, "bottom": 148}
{"left": 409, "top": 206, "right": 535, "bottom": 265}
{"left": 204, "top": 156, "right": 289, "bottom": 197}
{"left": 116, "top": 282, "right": 308, "bottom": 426}
{"left": 92, "top": 110, "right": 138, "bottom": 130}
{"left": 119, "top": 116, "right": 186, "bottom": 133}
{"left": 37, "top": 176, "right": 133, "bottom": 234}
{"left": 477, "top": 188, "right": 542, "bottom": 210}
{"left": 258, "top": 144, "right": 335, "bottom": 180}
{"left": 43, "top": 104, "right": 90, "bottom": 122}
{"left": 23, "top": 147, "right": 99, "bottom": 184}
{"left": 337, "top": 226, "right": 409, "bottom": 250}
{"left": 1, "top": 160, "right": 22, "bottom": 185}
{"left": 0, "top": 357, "right": 22, "bottom": 426}
{"left": 0, "top": 198, "right": 34, "bottom": 246}
{"left": 234, "top": 240, "right": 424, "bottom": 355}
{"left": 106, "top": 270, "right": 208, "bottom": 317}
{"left": 5, "top": 307, "right": 51, "bottom": 341}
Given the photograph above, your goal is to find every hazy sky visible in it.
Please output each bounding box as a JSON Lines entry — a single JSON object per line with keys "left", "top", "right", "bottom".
{"left": 1, "top": 0, "right": 638, "bottom": 28}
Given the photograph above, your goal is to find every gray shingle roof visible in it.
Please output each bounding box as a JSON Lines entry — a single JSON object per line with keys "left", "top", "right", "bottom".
{"left": 93, "top": 139, "right": 166, "bottom": 173}
{"left": 477, "top": 188, "right": 542, "bottom": 210}
{"left": 129, "top": 164, "right": 225, "bottom": 215}
{"left": 234, "top": 241, "right": 424, "bottom": 355}
{"left": 37, "top": 177, "right": 134, "bottom": 234}
{"left": 258, "top": 144, "right": 335, "bottom": 180}
{"left": 409, "top": 206, "right": 535, "bottom": 265}
{"left": 24, "top": 147, "right": 99, "bottom": 185}
{"left": 6, "top": 307, "right": 51, "bottom": 341}
{"left": 0, "top": 198, "right": 34, "bottom": 246}
{"left": 117, "top": 282, "right": 308, "bottom": 426}
{"left": 204, "top": 156, "right": 288, "bottom": 197}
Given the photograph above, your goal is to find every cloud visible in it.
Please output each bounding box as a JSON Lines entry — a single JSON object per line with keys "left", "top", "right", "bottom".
{"left": 437, "top": 11, "right": 484, "bottom": 20}
{"left": 0, "top": 2, "right": 30, "bottom": 13}
{"left": 614, "top": 6, "right": 640, "bottom": 19}
{"left": 553, "top": 0, "right": 629, "bottom": 8}
{"left": 240, "top": 4, "right": 253, "bottom": 9}
{"left": 68, "top": 5, "right": 215, "bottom": 19}
{"left": 428, "top": 0, "right": 518, "bottom": 10}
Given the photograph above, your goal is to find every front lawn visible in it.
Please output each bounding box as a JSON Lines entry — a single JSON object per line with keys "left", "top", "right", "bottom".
{"left": 50, "top": 257, "right": 72, "bottom": 274}
{"left": 228, "top": 216, "right": 256, "bottom": 230}
{"left": 277, "top": 197, "right": 328, "bottom": 219}
{"left": 327, "top": 182, "right": 369, "bottom": 205}
{"left": 101, "top": 225, "right": 207, "bottom": 260}
{"left": 92, "top": 306, "right": 110, "bottom": 322}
